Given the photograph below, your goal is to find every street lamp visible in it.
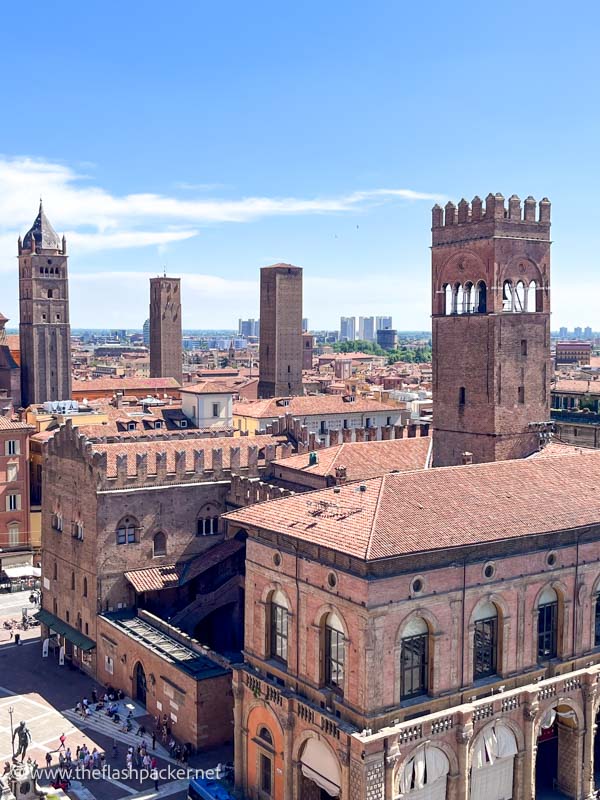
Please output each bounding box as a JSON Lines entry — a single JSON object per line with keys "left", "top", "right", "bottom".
{"left": 8, "top": 705, "right": 14, "bottom": 758}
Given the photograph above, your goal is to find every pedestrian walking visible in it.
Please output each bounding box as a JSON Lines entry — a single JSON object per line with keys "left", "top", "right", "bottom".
{"left": 14, "top": 632, "right": 20, "bottom": 646}
{"left": 59, "top": 733, "right": 66, "bottom": 750}
{"left": 65, "top": 747, "right": 72, "bottom": 767}
{"left": 112, "top": 741, "right": 118, "bottom": 760}
{"left": 151, "top": 732, "right": 156, "bottom": 750}
{"left": 45, "top": 753, "right": 52, "bottom": 768}
{"left": 91, "top": 689, "right": 98, "bottom": 704}
{"left": 58, "top": 753, "right": 65, "bottom": 768}
{"left": 151, "top": 767, "right": 159, "bottom": 792}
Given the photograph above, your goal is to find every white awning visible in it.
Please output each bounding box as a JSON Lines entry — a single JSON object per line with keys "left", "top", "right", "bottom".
{"left": 300, "top": 739, "right": 341, "bottom": 797}
{"left": 2, "top": 566, "right": 40, "bottom": 579}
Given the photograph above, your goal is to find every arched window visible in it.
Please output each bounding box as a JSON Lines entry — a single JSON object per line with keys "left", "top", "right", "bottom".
{"left": 116, "top": 517, "right": 138, "bottom": 545}
{"left": 451, "top": 283, "right": 460, "bottom": 315}
{"left": 515, "top": 281, "right": 526, "bottom": 312}
{"left": 258, "top": 727, "right": 273, "bottom": 746}
{"left": 71, "top": 571, "right": 75, "bottom": 591}
{"left": 502, "top": 280, "right": 513, "bottom": 312}
{"left": 401, "top": 617, "right": 429, "bottom": 700}
{"left": 153, "top": 532, "right": 166, "bottom": 557}
{"left": 398, "top": 745, "right": 449, "bottom": 796}
{"left": 83, "top": 577, "right": 88, "bottom": 598}
{"left": 257, "top": 727, "right": 273, "bottom": 795}
{"left": 8, "top": 522, "right": 19, "bottom": 546}
{"left": 456, "top": 284, "right": 464, "bottom": 315}
{"left": 537, "top": 587, "right": 558, "bottom": 661}
{"left": 527, "top": 280, "right": 538, "bottom": 312}
{"left": 323, "top": 611, "right": 345, "bottom": 691}
{"left": 444, "top": 284, "right": 453, "bottom": 316}
{"left": 197, "top": 507, "right": 220, "bottom": 536}
{"left": 269, "top": 590, "right": 289, "bottom": 663}
{"left": 459, "top": 386, "right": 466, "bottom": 406}
{"left": 47, "top": 289, "right": 53, "bottom": 299}
{"left": 476, "top": 280, "right": 487, "bottom": 313}
{"left": 77, "top": 613, "right": 82, "bottom": 631}
{"left": 473, "top": 601, "right": 498, "bottom": 679}
{"left": 463, "top": 282, "right": 474, "bottom": 314}
{"left": 595, "top": 593, "right": 600, "bottom": 648}
{"left": 53, "top": 562, "right": 57, "bottom": 580}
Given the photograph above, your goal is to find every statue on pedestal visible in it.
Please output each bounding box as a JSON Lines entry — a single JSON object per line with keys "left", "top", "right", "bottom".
{"left": 12, "top": 723, "right": 31, "bottom": 763}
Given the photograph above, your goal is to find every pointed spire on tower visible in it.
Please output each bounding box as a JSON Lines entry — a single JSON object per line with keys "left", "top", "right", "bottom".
{"left": 22, "top": 200, "right": 62, "bottom": 251}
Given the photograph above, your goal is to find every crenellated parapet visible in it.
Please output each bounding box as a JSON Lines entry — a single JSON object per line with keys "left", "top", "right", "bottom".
{"left": 45, "top": 419, "right": 294, "bottom": 491}
{"left": 228, "top": 473, "right": 295, "bottom": 508}
{"left": 432, "top": 193, "right": 551, "bottom": 247}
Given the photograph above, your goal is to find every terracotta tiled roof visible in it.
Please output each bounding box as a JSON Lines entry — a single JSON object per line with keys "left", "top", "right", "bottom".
{"left": 272, "top": 437, "right": 430, "bottom": 479}
{"left": 72, "top": 377, "right": 180, "bottom": 392}
{"left": 0, "top": 416, "right": 34, "bottom": 431}
{"left": 553, "top": 379, "right": 600, "bottom": 395}
{"left": 181, "top": 381, "right": 235, "bottom": 395}
{"left": 91, "top": 433, "right": 286, "bottom": 477}
{"left": 225, "top": 450, "right": 600, "bottom": 561}
{"left": 124, "top": 540, "right": 244, "bottom": 592}
{"left": 233, "top": 395, "right": 398, "bottom": 419}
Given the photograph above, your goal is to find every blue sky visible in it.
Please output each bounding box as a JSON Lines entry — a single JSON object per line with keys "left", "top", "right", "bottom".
{"left": 0, "top": 0, "right": 598, "bottom": 330}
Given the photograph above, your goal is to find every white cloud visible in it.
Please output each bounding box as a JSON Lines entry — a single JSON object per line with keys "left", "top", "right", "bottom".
{"left": 0, "top": 155, "right": 441, "bottom": 246}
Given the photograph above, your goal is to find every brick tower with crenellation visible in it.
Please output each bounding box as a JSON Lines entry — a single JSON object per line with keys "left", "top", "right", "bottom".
{"left": 431, "top": 193, "right": 551, "bottom": 467}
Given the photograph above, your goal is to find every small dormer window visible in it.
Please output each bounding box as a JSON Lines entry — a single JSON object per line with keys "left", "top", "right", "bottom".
{"left": 180, "top": 419, "right": 187, "bottom": 428}
{"left": 155, "top": 420, "right": 163, "bottom": 429}
{"left": 128, "top": 422, "right": 136, "bottom": 431}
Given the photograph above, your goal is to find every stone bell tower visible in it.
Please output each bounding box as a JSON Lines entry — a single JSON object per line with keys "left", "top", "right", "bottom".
{"left": 431, "top": 193, "right": 551, "bottom": 467}
{"left": 18, "top": 202, "right": 72, "bottom": 407}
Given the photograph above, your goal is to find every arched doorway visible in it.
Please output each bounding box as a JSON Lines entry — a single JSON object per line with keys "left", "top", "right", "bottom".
{"left": 470, "top": 722, "right": 517, "bottom": 799}
{"left": 397, "top": 744, "right": 449, "bottom": 799}
{"left": 134, "top": 662, "right": 147, "bottom": 706}
{"left": 299, "top": 739, "right": 341, "bottom": 799}
{"left": 536, "top": 703, "right": 579, "bottom": 798}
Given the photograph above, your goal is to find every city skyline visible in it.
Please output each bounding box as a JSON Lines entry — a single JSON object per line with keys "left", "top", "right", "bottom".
{"left": 1, "top": 2, "right": 599, "bottom": 330}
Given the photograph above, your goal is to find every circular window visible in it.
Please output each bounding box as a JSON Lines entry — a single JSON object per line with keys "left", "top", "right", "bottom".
{"left": 273, "top": 552, "right": 282, "bottom": 567}
{"left": 484, "top": 563, "right": 495, "bottom": 579}
{"left": 547, "top": 552, "right": 557, "bottom": 567}
{"left": 411, "top": 577, "right": 424, "bottom": 595}
{"left": 327, "top": 572, "right": 337, "bottom": 588}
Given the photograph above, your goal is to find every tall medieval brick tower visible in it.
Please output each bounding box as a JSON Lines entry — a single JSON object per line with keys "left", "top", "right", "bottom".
{"left": 258, "top": 263, "right": 303, "bottom": 398}
{"left": 149, "top": 275, "right": 183, "bottom": 385}
{"left": 18, "top": 202, "right": 72, "bottom": 407}
{"left": 431, "top": 193, "right": 551, "bottom": 467}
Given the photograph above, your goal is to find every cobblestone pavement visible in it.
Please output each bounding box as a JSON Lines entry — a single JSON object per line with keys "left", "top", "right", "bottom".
{"left": 0, "top": 635, "right": 233, "bottom": 800}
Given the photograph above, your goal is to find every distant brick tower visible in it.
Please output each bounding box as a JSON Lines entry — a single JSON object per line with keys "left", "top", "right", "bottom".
{"left": 0, "top": 312, "right": 21, "bottom": 407}
{"left": 149, "top": 275, "right": 182, "bottom": 385}
{"left": 431, "top": 193, "right": 551, "bottom": 466}
{"left": 258, "top": 264, "right": 303, "bottom": 398}
{"left": 18, "top": 202, "right": 72, "bottom": 406}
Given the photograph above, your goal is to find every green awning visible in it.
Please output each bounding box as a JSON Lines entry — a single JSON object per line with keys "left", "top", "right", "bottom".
{"left": 35, "top": 609, "right": 95, "bottom": 651}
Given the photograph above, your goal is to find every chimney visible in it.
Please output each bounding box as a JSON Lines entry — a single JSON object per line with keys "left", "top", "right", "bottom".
{"left": 334, "top": 465, "right": 347, "bottom": 485}
{"left": 461, "top": 451, "right": 473, "bottom": 466}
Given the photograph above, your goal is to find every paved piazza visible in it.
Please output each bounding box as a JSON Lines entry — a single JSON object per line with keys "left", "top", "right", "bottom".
{"left": 0, "top": 627, "right": 231, "bottom": 800}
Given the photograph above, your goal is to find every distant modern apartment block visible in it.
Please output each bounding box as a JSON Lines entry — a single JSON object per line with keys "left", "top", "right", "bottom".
{"left": 376, "top": 315, "right": 393, "bottom": 331}
{"left": 339, "top": 316, "right": 356, "bottom": 341}
{"left": 149, "top": 276, "right": 182, "bottom": 385}
{"left": 239, "top": 318, "right": 260, "bottom": 338}
{"left": 358, "top": 315, "right": 375, "bottom": 341}
{"left": 302, "top": 318, "right": 309, "bottom": 333}
{"left": 258, "top": 264, "right": 303, "bottom": 398}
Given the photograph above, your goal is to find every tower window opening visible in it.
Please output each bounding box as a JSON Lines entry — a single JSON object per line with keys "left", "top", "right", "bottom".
{"left": 463, "top": 282, "right": 474, "bottom": 314}
{"left": 514, "top": 281, "right": 526, "bottom": 312}
{"left": 502, "top": 280, "right": 513, "bottom": 312}
{"left": 459, "top": 387, "right": 466, "bottom": 405}
{"left": 456, "top": 284, "right": 465, "bottom": 314}
{"left": 528, "top": 280, "right": 539, "bottom": 312}
{"left": 476, "top": 281, "right": 487, "bottom": 313}
{"left": 518, "top": 386, "right": 525, "bottom": 404}
{"left": 521, "top": 340, "right": 528, "bottom": 356}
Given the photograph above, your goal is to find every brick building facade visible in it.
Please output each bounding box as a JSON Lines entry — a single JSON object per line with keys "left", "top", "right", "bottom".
{"left": 0, "top": 416, "right": 34, "bottom": 572}
{"left": 39, "top": 421, "right": 291, "bottom": 676}
{"left": 225, "top": 449, "right": 600, "bottom": 800}
{"left": 258, "top": 264, "right": 303, "bottom": 398}
{"left": 432, "top": 194, "right": 551, "bottom": 467}
{"left": 150, "top": 276, "right": 183, "bottom": 385}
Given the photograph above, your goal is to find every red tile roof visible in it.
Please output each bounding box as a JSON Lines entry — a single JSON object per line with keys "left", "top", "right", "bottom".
{"left": 0, "top": 416, "right": 34, "bottom": 431}
{"left": 225, "top": 450, "right": 600, "bottom": 561}
{"left": 181, "top": 381, "right": 235, "bottom": 395}
{"left": 72, "top": 377, "right": 180, "bottom": 392}
{"left": 233, "top": 395, "right": 397, "bottom": 419}
{"left": 553, "top": 379, "right": 600, "bottom": 395}
{"left": 273, "top": 437, "right": 430, "bottom": 480}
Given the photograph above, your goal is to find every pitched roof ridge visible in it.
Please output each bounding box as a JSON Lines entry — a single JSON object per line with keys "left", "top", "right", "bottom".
{"left": 365, "top": 476, "right": 387, "bottom": 560}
